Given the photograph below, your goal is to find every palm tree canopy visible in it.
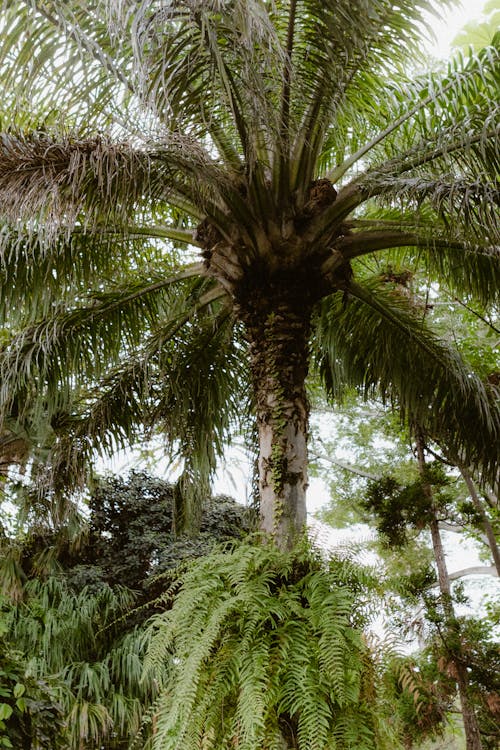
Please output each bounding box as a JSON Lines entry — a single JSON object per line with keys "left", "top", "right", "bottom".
{"left": 0, "top": 1, "right": 498, "bottom": 538}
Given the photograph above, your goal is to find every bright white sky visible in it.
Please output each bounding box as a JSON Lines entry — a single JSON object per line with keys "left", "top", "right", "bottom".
{"left": 425, "top": 0, "right": 494, "bottom": 57}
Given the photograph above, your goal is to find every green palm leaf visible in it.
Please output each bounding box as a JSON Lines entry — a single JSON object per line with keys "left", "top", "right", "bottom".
{"left": 0, "top": 0, "right": 497, "bottom": 539}
{"left": 42, "top": 302, "right": 248, "bottom": 493}
{"left": 314, "top": 279, "right": 500, "bottom": 483}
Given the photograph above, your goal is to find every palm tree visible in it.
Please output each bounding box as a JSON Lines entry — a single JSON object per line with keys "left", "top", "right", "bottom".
{"left": 0, "top": 1, "right": 498, "bottom": 550}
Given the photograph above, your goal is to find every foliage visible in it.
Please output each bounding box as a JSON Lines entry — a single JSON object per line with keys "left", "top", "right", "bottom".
{"left": 3, "top": 578, "right": 159, "bottom": 750}
{"left": 0, "top": 474, "right": 253, "bottom": 748}
{"left": 0, "top": 1, "right": 497, "bottom": 520}
{"left": 363, "top": 465, "right": 450, "bottom": 547}
{"left": 451, "top": 617, "right": 500, "bottom": 748}
{"left": 0, "top": 2, "right": 498, "bottom": 746}
{"left": 79, "top": 472, "right": 252, "bottom": 590}
{"left": 397, "top": 615, "right": 500, "bottom": 750}
{"left": 143, "top": 538, "right": 398, "bottom": 750}
{"left": 0, "top": 600, "right": 67, "bottom": 749}
{"left": 452, "top": 1, "right": 500, "bottom": 53}
{"left": 383, "top": 651, "right": 455, "bottom": 748}
{"left": 361, "top": 459, "right": 500, "bottom": 750}
{"left": 2, "top": 471, "right": 252, "bottom": 609}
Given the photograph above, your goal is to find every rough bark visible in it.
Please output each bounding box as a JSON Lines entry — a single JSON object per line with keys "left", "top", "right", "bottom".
{"left": 243, "top": 289, "right": 311, "bottom": 550}
{"left": 196, "top": 180, "right": 351, "bottom": 550}
{"left": 416, "top": 435, "right": 483, "bottom": 750}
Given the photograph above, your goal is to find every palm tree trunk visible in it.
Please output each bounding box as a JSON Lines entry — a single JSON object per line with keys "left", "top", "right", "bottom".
{"left": 245, "top": 298, "right": 310, "bottom": 550}
{"left": 415, "top": 435, "right": 483, "bottom": 750}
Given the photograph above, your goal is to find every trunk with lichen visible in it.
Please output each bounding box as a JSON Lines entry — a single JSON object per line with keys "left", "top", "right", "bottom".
{"left": 196, "top": 178, "right": 351, "bottom": 550}
{"left": 240, "top": 280, "right": 313, "bottom": 550}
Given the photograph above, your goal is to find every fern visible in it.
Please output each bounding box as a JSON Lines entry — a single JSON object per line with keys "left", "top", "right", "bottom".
{"left": 144, "top": 538, "right": 401, "bottom": 749}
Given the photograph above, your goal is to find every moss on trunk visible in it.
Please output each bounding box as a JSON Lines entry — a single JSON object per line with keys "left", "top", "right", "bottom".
{"left": 241, "top": 279, "right": 313, "bottom": 549}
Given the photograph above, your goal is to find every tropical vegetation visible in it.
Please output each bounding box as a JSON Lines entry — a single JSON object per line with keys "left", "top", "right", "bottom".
{"left": 0, "top": 0, "right": 498, "bottom": 544}
{"left": 0, "top": 474, "right": 251, "bottom": 748}
{"left": 0, "top": 0, "right": 498, "bottom": 748}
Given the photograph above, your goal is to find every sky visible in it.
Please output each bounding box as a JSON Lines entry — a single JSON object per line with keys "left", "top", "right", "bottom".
{"left": 425, "top": 0, "right": 495, "bottom": 58}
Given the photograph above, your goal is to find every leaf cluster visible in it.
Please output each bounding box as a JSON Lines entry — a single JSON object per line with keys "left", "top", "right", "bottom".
{"left": 363, "top": 465, "right": 450, "bottom": 547}
{"left": 2, "top": 578, "right": 158, "bottom": 749}
{"left": 421, "top": 616, "right": 500, "bottom": 750}
{"left": 71, "top": 472, "right": 252, "bottom": 596}
{"left": 144, "top": 539, "right": 397, "bottom": 750}
{"left": 0, "top": 603, "right": 67, "bottom": 749}
{"left": 4, "top": 472, "right": 252, "bottom": 610}
{"left": 383, "top": 652, "right": 454, "bottom": 747}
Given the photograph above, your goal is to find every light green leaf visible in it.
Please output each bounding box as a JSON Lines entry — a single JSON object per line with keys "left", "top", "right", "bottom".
{"left": 0, "top": 704, "right": 13, "bottom": 721}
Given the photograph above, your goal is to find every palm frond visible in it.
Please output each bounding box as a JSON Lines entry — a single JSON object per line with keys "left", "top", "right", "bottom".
{"left": 0, "top": 130, "right": 231, "bottom": 233}
{"left": 339, "top": 233, "right": 500, "bottom": 308}
{"left": 124, "top": 1, "right": 286, "bottom": 165}
{"left": 0, "top": 267, "right": 210, "bottom": 426}
{"left": 0, "top": 0, "right": 138, "bottom": 131}
{"left": 342, "top": 204, "right": 500, "bottom": 306}
{"left": 329, "top": 35, "right": 500, "bottom": 181}
{"left": 0, "top": 223, "right": 198, "bottom": 321}
{"left": 290, "top": 0, "right": 443, "bottom": 189}
{"left": 40, "top": 298, "right": 246, "bottom": 494}
{"left": 314, "top": 279, "right": 500, "bottom": 484}
{"left": 362, "top": 170, "right": 499, "bottom": 243}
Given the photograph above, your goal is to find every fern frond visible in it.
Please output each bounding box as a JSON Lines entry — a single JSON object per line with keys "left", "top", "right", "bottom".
{"left": 145, "top": 539, "right": 398, "bottom": 750}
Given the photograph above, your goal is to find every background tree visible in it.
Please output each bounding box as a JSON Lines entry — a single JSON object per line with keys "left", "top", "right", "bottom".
{"left": 361, "top": 451, "right": 499, "bottom": 749}
{"left": 1, "top": 472, "right": 251, "bottom": 606}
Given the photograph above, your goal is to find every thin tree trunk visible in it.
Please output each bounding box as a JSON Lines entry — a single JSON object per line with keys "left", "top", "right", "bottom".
{"left": 415, "top": 434, "right": 483, "bottom": 750}
{"left": 245, "top": 298, "right": 310, "bottom": 550}
{"left": 483, "top": 486, "right": 498, "bottom": 510}
{"left": 459, "top": 465, "right": 500, "bottom": 576}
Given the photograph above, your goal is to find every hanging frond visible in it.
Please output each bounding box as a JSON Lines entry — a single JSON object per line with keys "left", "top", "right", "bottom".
{"left": 144, "top": 539, "right": 394, "bottom": 750}
{"left": 5, "top": 575, "right": 159, "bottom": 749}
{"left": 342, "top": 206, "right": 500, "bottom": 306}
{"left": 0, "top": 267, "right": 212, "bottom": 423}
{"left": 362, "top": 177, "right": 500, "bottom": 246}
{"left": 40, "top": 299, "right": 247, "bottom": 494}
{"left": 0, "top": 222, "right": 195, "bottom": 322}
{"left": 314, "top": 279, "right": 500, "bottom": 485}
{"left": 0, "top": 0, "right": 138, "bottom": 131}
{"left": 0, "top": 130, "right": 231, "bottom": 234}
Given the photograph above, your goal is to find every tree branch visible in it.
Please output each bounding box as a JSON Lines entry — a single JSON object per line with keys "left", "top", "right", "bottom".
{"left": 449, "top": 565, "right": 498, "bottom": 580}
{"left": 311, "top": 451, "right": 378, "bottom": 480}
{"left": 453, "top": 297, "right": 500, "bottom": 335}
